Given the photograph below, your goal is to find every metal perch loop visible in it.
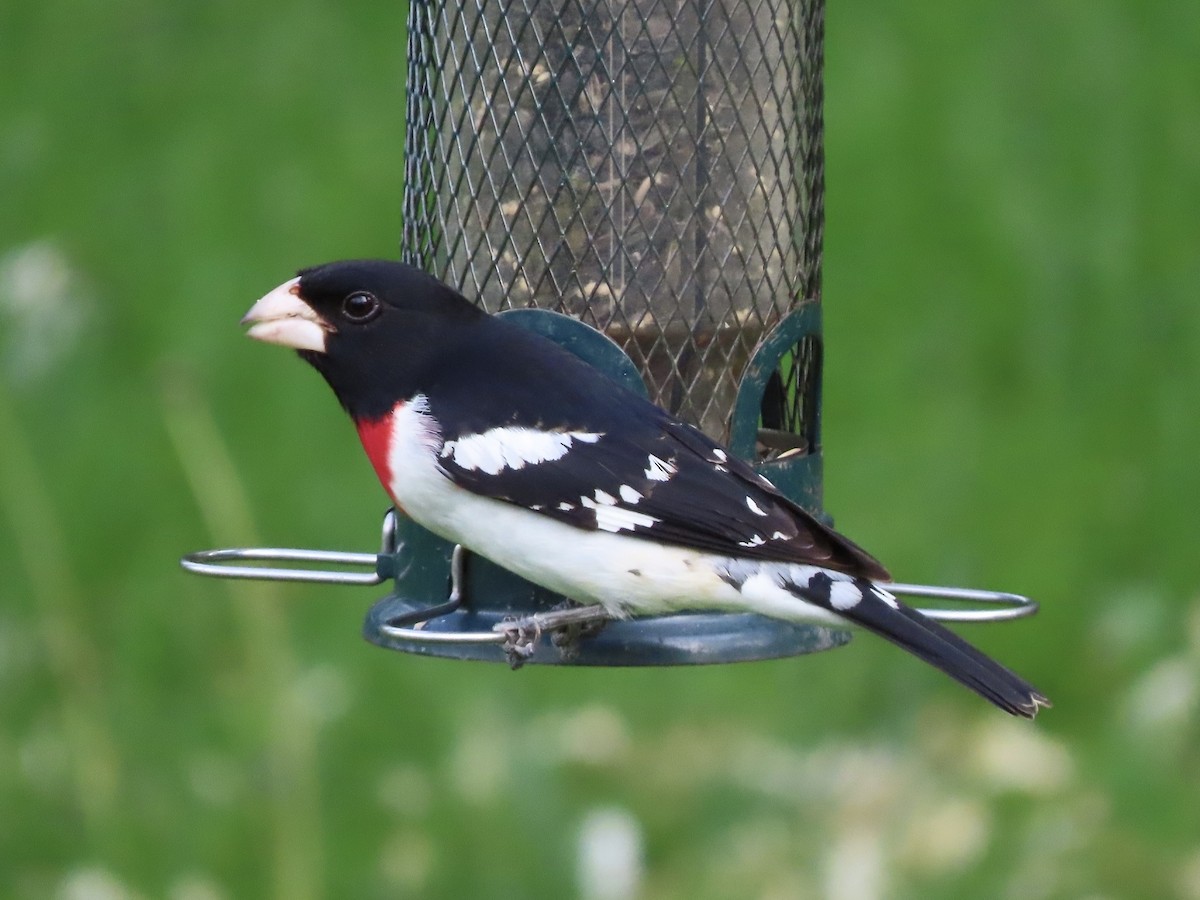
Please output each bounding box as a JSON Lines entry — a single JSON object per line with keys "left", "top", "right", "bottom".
{"left": 180, "top": 510, "right": 400, "bottom": 586}
{"left": 181, "top": 509, "right": 1038, "bottom": 648}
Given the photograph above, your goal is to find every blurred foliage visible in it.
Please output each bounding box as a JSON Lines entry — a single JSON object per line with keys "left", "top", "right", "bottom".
{"left": 1, "top": 1, "right": 1198, "bottom": 898}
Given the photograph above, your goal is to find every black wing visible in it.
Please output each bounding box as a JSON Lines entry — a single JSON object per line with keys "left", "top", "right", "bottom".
{"left": 426, "top": 326, "right": 888, "bottom": 580}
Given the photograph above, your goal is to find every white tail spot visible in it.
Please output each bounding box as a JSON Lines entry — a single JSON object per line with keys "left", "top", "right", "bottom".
{"left": 829, "top": 580, "right": 863, "bottom": 610}
{"left": 872, "top": 585, "right": 899, "bottom": 608}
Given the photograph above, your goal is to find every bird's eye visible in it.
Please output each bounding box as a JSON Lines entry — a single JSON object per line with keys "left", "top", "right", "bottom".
{"left": 341, "top": 291, "right": 381, "bottom": 322}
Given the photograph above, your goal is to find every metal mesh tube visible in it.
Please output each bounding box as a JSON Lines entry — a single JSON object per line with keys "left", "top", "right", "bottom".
{"left": 403, "top": 0, "right": 824, "bottom": 440}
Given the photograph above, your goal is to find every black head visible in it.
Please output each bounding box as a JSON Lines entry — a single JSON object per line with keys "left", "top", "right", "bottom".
{"left": 243, "top": 259, "right": 485, "bottom": 420}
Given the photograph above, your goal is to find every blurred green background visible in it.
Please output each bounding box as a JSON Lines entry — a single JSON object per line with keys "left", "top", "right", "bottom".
{"left": 2, "top": 1, "right": 1198, "bottom": 898}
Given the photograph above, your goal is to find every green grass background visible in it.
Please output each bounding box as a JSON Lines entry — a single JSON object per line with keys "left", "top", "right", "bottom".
{"left": 2, "top": 2, "right": 1198, "bottom": 898}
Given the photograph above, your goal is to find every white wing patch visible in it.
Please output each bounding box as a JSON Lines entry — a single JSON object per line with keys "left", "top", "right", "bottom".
{"left": 618, "top": 484, "right": 643, "bottom": 504}
{"left": 442, "top": 427, "right": 602, "bottom": 476}
{"left": 745, "top": 496, "right": 768, "bottom": 517}
{"left": 645, "top": 454, "right": 677, "bottom": 482}
{"left": 580, "top": 494, "right": 661, "bottom": 533}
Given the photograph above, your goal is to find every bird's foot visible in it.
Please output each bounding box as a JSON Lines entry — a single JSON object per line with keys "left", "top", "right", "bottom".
{"left": 495, "top": 604, "right": 611, "bottom": 667}
{"left": 547, "top": 603, "right": 611, "bottom": 660}
{"left": 496, "top": 616, "right": 542, "bottom": 669}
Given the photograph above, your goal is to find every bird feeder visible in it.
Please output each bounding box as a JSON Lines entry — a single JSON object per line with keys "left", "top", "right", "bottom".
{"left": 183, "top": 0, "right": 1037, "bottom": 663}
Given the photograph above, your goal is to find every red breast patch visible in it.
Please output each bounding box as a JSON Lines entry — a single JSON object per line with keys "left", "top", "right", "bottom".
{"left": 356, "top": 407, "right": 399, "bottom": 508}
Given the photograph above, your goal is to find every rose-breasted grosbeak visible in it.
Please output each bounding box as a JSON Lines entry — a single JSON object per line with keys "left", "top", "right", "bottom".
{"left": 242, "top": 259, "right": 1048, "bottom": 717}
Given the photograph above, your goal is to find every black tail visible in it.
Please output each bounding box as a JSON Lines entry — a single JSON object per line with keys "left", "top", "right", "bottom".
{"left": 791, "top": 576, "right": 1050, "bottom": 717}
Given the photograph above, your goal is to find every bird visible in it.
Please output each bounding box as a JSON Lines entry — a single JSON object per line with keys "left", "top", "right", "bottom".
{"left": 241, "top": 259, "right": 1049, "bottom": 717}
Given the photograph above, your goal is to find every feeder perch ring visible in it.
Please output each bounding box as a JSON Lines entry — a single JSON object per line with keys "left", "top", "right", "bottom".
{"left": 181, "top": 508, "right": 1039, "bottom": 662}
{"left": 180, "top": 548, "right": 386, "bottom": 586}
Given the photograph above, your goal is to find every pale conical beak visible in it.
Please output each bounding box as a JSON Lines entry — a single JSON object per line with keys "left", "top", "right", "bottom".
{"left": 241, "top": 276, "right": 330, "bottom": 353}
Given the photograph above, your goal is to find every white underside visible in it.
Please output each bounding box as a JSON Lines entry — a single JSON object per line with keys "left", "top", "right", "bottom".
{"left": 381, "top": 399, "right": 851, "bottom": 627}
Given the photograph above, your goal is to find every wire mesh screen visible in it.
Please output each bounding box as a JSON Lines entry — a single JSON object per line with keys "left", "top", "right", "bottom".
{"left": 402, "top": 0, "right": 824, "bottom": 442}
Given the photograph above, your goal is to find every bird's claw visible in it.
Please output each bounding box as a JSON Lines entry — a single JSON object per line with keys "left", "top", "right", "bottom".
{"left": 497, "top": 615, "right": 543, "bottom": 669}
{"left": 494, "top": 604, "right": 612, "bottom": 666}
{"left": 548, "top": 604, "right": 609, "bottom": 660}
